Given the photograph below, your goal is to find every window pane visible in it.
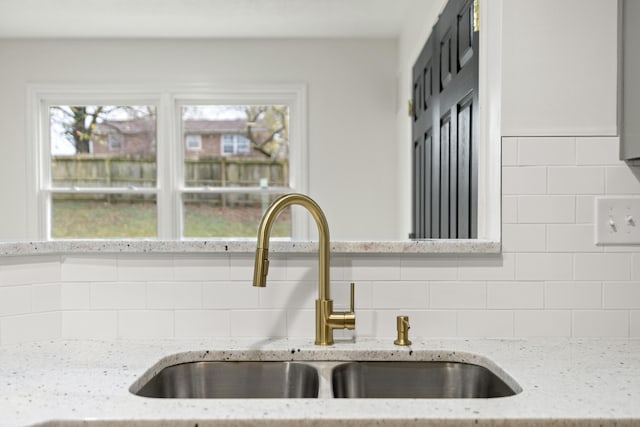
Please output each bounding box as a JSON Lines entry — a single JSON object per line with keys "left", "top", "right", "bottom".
{"left": 51, "top": 193, "right": 157, "bottom": 239}
{"left": 183, "top": 192, "right": 291, "bottom": 238}
{"left": 182, "top": 105, "right": 289, "bottom": 188}
{"left": 50, "top": 105, "right": 157, "bottom": 188}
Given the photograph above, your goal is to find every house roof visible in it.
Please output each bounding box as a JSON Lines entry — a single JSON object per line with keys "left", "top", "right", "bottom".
{"left": 96, "top": 118, "right": 264, "bottom": 135}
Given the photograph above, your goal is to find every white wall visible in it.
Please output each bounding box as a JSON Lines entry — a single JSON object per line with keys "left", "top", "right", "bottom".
{"left": 501, "top": 0, "right": 618, "bottom": 136}
{"left": 0, "top": 39, "right": 398, "bottom": 241}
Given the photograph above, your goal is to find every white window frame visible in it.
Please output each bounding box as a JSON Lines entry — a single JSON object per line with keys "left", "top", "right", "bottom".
{"left": 26, "top": 83, "right": 308, "bottom": 240}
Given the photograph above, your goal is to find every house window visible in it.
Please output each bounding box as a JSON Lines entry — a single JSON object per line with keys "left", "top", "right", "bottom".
{"left": 108, "top": 133, "right": 124, "bottom": 151}
{"left": 30, "top": 84, "right": 307, "bottom": 240}
{"left": 221, "top": 134, "right": 251, "bottom": 156}
{"left": 185, "top": 134, "right": 202, "bottom": 151}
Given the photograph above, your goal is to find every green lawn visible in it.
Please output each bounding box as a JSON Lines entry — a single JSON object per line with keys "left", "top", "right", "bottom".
{"left": 52, "top": 200, "right": 290, "bottom": 239}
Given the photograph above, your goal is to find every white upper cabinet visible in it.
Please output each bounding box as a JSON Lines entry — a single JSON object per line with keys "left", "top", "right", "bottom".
{"left": 501, "top": 0, "right": 618, "bottom": 136}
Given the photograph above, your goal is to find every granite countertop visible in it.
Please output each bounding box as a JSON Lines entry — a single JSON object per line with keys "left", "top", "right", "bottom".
{"left": 0, "top": 239, "right": 501, "bottom": 256}
{"left": 1, "top": 338, "right": 639, "bottom": 426}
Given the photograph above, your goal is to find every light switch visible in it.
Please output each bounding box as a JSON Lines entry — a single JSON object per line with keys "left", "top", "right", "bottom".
{"left": 595, "top": 197, "right": 640, "bottom": 245}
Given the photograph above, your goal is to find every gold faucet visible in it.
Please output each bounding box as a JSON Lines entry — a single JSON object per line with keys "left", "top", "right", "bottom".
{"left": 253, "top": 193, "right": 355, "bottom": 346}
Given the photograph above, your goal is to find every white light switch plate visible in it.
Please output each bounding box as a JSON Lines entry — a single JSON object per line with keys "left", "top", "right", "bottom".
{"left": 595, "top": 196, "right": 640, "bottom": 245}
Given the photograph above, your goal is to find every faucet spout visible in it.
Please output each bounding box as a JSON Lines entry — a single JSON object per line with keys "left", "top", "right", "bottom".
{"left": 252, "top": 193, "right": 355, "bottom": 345}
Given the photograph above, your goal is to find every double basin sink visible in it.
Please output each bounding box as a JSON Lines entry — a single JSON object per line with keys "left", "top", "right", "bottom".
{"left": 132, "top": 359, "right": 519, "bottom": 399}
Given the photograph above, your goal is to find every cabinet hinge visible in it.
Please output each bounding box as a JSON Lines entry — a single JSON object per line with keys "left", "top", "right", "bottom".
{"left": 408, "top": 100, "right": 414, "bottom": 118}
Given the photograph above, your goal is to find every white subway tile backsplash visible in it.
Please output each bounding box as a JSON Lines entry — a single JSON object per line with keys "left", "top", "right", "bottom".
{"left": 30, "top": 284, "right": 61, "bottom": 313}
{"left": 410, "top": 310, "right": 458, "bottom": 338}
{"left": 545, "top": 282, "right": 602, "bottom": 309}
{"left": 458, "top": 254, "right": 515, "bottom": 281}
{"left": 353, "top": 309, "right": 375, "bottom": 337}
{"left": 0, "top": 256, "right": 60, "bottom": 286}
{"left": 547, "top": 167, "right": 605, "bottom": 195}
{"left": 487, "top": 282, "right": 543, "bottom": 309}
{"left": 117, "top": 255, "right": 174, "bottom": 282}
{"left": 202, "top": 283, "right": 259, "bottom": 309}
{"left": 502, "top": 224, "right": 546, "bottom": 252}
{"left": 631, "top": 311, "right": 640, "bottom": 338}
{"left": 457, "top": 310, "right": 514, "bottom": 337}
{"left": 400, "top": 257, "right": 458, "bottom": 281}
{"left": 633, "top": 254, "right": 640, "bottom": 281}
{"left": 258, "top": 281, "right": 316, "bottom": 309}
{"left": 91, "top": 283, "right": 146, "bottom": 310}
{"left": 147, "top": 283, "right": 202, "bottom": 309}
{"left": 284, "top": 255, "right": 318, "bottom": 282}
{"left": 0, "top": 312, "right": 61, "bottom": 345}
{"left": 174, "top": 310, "right": 230, "bottom": 338}
{"left": 573, "top": 310, "right": 629, "bottom": 337}
{"left": 605, "top": 167, "right": 640, "bottom": 194}
{"left": 502, "top": 196, "right": 518, "bottom": 224}
{"left": 502, "top": 166, "right": 547, "bottom": 195}
{"left": 518, "top": 137, "right": 575, "bottom": 166}
{"left": 61, "top": 256, "right": 117, "bottom": 282}
{"left": 515, "top": 253, "right": 573, "bottom": 281}
{"left": 574, "top": 254, "right": 631, "bottom": 281}
{"left": 286, "top": 309, "right": 315, "bottom": 338}
{"left": 518, "top": 196, "right": 575, "bottom": 224}
{"left": 346, "top": 257, "right": 402, "bottom": 282}
{"left": 173, "top": 255, "right": 230, "bottom": 282}
{"left": 430, "top": 282, "right": 486, "bottom": 309}
{"left": 62, "top": 311, "right": 117, "bottom": 340}
{"left": 118, "top": 310, "right": 174, "bottom": 339}
{"left": 502, "top": 137, "right": 518, "bottom": 166}
{"left": 603, "top": 282, "right": 640, "bottom": 309}
{"left": 515, "top": 310, "right": 571, "bottom": 337}
{"left": 576, "top": 137, "right": 621, "bottom": 166}
{"left": 366, "top": 310, "right": 398, "bottom": 337}
{"left": 372, "top": 282, "right": 428, "bottom": 309}
{"left": 60, "top": 282, "right": 91, "bottom": 310}
{"left": 230, "top": 310, "right": 287, "bottom": 338}
{"left": 547, "top": 224, "right": 600, "bottom": 252}
{"left": 0, "top": 286, "right": 31, "bottom": 316}
{"left": 575, "top": 196, "right": 596, "bottom": 224}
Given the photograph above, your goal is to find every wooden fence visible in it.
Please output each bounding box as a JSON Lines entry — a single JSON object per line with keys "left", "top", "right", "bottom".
{"left": 51, "top": 156, "right": 289, "bottom": 207}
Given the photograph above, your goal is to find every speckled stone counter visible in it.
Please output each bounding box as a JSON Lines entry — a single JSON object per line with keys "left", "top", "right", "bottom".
{"left": 0, "top": 238, "right": 501, "bottom": 256}
{"left": 0, "top": 338, "right": 638, "bottom": 426}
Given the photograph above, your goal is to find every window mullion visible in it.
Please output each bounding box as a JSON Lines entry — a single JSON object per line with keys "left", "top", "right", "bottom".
{"left": 156, "top": 92, "right": 178, "bottom": 239}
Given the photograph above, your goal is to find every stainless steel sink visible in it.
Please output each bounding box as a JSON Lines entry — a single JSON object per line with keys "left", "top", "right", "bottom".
{"left": 133, "top": 361, "right": 319, "bottom": 398}
{"left": 331, "top": 361, "right": 518, "bottom": 398}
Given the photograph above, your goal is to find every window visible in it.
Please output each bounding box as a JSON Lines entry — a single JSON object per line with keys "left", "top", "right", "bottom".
{"left": 221, "top": 134, "right": 251, "bottom": 156}
{"left": 108, "top": 133, "right": 124, "bottom": 151}
{"left": 185, "top": 134, "right": 202, "bottom": 151}
{"left": 28, "top": 84, "right": 307, "bottom": 240}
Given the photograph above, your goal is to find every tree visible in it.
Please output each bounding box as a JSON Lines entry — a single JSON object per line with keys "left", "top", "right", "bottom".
{"left": 244, "top": 105, "right": 288, "bottom": 158}
{"left": 50, "top": 105, "right": 154, "bottom": 154}
{"left": 50, "top": 106, "right": 104, "bottom": 154}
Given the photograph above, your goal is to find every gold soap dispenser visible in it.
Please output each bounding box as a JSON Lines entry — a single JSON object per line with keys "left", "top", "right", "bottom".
{"left": 394, "top": 315, "right": 412, "bottom": 346}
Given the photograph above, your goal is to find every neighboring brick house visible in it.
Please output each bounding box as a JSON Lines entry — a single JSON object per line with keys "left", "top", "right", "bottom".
{"left": 92, "top": 117, "right": 156, "bottom": 156}
{"left": 92, "top": 118, "right": 284, "bottom": 160}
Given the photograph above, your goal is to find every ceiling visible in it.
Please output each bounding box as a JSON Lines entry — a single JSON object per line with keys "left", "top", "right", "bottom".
{"left": 0, "top": 0, "right": 420, "bottom": 39}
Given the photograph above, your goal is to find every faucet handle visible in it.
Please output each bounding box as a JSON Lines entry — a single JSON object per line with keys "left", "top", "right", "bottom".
{"left": 349, "top": 282, "right": 355, "bottom": 314}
